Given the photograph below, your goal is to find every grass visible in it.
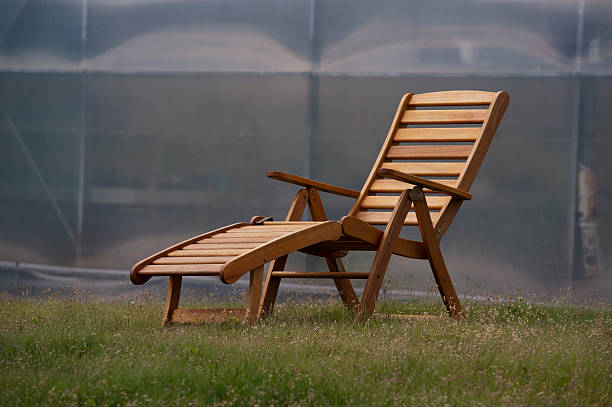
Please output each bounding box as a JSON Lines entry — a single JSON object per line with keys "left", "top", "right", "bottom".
{"left": 0, "top": 292, "right": 611, "bottom": 406}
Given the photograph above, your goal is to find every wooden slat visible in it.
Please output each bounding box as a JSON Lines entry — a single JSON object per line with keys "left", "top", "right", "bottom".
{"left": 381, "top": 162, "right": 464, "bottom": 176}
{"left": 270, "top": 271, "right": 369, "bottom": 279}
{"left": 355, "top": 211, "right": 441, "bottom": 226}
{"left": 139, "top": 264, "right": 223, "bottom": 275}
{"left": 209, "top": 233, "right": 287, "bottom": 239}
{"left": 221, "top": 221, "right": 343, "bottom": 284}
{"left": 201, "top": 236, "right": 278, "bottom": 243}
{"left": 361, "top": 195, "right": 449, "bottom": 210}
{"left": 216, "top": 231, "right": 288, "bottom": 236}
{"left": 370, "top": 178, "right": 457, "bottom": 193}
{"left": 387, "top": 145, "right": 472, "bottom": 160}
{"left": 153, "top": 257, "right": 233, "bottom": 264}
{"left": 394, "top": 128, "right": 480, "bottom": 142}
{"left": 183, "top": 242, "right": 261, "bottom": 249}
{"left": 169, "top": 248, "right": 249, "bottom": 256}
{"left": 407, "top": 91, "right": 495, "bottom": 106}
{"left": 130, "top": 222, "right": 247, "bottom": 285}
{"left": 224, "top": 225, "right": 308, "bottom": 233}
{"left": 401, "top": 109, "right": 488, "bottom": 124}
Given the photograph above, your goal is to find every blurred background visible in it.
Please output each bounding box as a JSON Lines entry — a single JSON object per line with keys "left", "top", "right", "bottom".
{"left": 0, "top": 0, "right": 610, "bottom": 300}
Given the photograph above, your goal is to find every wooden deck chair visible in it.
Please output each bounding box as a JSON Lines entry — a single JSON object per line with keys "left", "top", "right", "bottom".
{"left": 131, "top": 90, "right": 509, "bottom": 325}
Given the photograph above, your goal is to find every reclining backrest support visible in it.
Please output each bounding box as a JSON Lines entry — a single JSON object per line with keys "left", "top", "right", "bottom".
{"left": 348, "top": 90, "right": 510, "bottom": 238}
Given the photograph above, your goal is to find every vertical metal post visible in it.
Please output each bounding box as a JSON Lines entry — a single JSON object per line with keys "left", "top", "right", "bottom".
{"left": 76, "top": 0, "right": 89, "bottom": 259}
{"left": 568, "top": 80, "right": 582, "bottom": 285}
{"left": 307, "top": 0, "right": 318, "bottom": 182}
{"left": 567, "top": 0, "right": 586, "bottom": 285}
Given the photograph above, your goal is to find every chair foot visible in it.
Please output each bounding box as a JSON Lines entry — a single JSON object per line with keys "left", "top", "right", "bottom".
{"left": 162, "top": 275, "right": 182, "bottom": 326}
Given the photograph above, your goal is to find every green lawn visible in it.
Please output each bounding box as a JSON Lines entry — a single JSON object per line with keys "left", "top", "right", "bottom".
{"left": 1, "top": 294, "right": 610, "bottom": 406}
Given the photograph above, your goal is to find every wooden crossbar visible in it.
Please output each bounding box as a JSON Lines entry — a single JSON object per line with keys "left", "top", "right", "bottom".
{"left": 270, "top": 271, "right": 369, "bottom": 279}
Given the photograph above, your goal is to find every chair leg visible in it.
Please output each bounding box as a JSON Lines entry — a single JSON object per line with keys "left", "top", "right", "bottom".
{"left": 162, "top": 275, "right": 182, "bottom": 326}
{"left": 413, "top": 196, "right": 462, "bottom": 318}
{"left": 245, "top": 265, "right": 264, "bottom": 324}
{"left": 259, "top": 188, "right": 309, "bottom": 319}
{"left": 355, "top": 190, "right": 413, "bottom": 323}
{"left": 307, "top": 188, "right": 359, "bottom": 311}
{"left": 260, "top": 256, "right": 288, "bottom": 319}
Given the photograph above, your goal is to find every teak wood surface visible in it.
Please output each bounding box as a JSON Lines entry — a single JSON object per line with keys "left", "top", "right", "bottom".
{"left": 130, "top": 90, "right": 509, "bottom": 325}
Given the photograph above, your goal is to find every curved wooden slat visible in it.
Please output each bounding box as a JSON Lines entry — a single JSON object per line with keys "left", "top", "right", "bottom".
{"left": 210, "top": 233, "right": 288, "bottom": 239}
{"left": 130, "top": 222, "right": 247, "bottom": 285}
{"left": 400, "top": 109, "right": 488, "bottom": 124}
{"left": 225, "top": 225, "right": 308, "bottom": 233}
{"left": 387, "top": 145, "right": 472, "bottom": 159}
{"left": 184, "top": 242, "right": 261, "bottom": 249}
{"left": 361, "top": 195, "right": 449, "bottom": 210}
{"left": 168, "top": 249, "right": 248, "bottom": 256}
{"left": 407, "top": 90, "right": 495, "bottom": 106}
{"left": 394, "top": 128, "right": 480, "bottom": 142}
{"left": 153, "top": 256, "right": 233, "bottom": 264}
{"left": 355, "top": 211, "right": 441, "bottom": 226}
{"left": 381, "top": 162, "right": 464, "bottom": 177}
{"left": 139, "top": 264, "right": 223, "bottom": 275}
{"left": 220, "top": 221, "right": 343, "bottom": 284}
{"left": 200, "top": 236, "right": 275, "bottom": 243}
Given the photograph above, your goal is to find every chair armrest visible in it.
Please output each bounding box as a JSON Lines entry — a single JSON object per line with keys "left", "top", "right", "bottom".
{"left": 377, "top": 168, "right": 471, "bottom": 200}
{"left": 267, "top": 171, "right": 360, "bottom": 198}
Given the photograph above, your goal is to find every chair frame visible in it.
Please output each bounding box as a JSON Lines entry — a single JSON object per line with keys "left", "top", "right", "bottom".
{"left": 131, "top": 90, "right": 509, "bottom": 325}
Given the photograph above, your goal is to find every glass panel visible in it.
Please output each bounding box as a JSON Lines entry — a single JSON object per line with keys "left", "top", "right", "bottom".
{"left": 80, "top": 73, "right": 310, "bottom": 269}
{"left": 85, "top": 0, "right": 311, "bottom": 73}
{"left": 0, "top": 73, "right": 83, "bottom": 264}
{"left": 582, "top": 0, "right": 612, "bottom": 73}
{"left": 0, "top": 0, "right": 83, "bottom": 71}
{"left": 317, "top": 0, "right": 578, "bottom": 74}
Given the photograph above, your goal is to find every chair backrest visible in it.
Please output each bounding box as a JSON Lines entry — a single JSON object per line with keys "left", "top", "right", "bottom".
{"left": 348, "top": 90, "right": 509, "bottom": 238}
